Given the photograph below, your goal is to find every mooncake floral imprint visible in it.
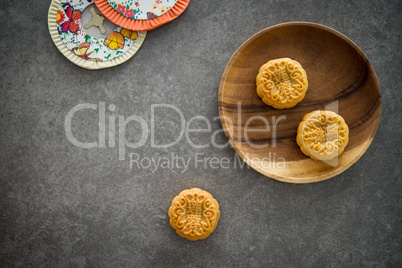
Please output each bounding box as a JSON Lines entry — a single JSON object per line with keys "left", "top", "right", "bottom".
{"left": 256, "top": 58, "right": 308, "bottom": 109}
{"left": 297, "top": 110, "right": 349, "bottom": 161}
{"left": 168, "top": 188, "right": 220, "bottom": 241}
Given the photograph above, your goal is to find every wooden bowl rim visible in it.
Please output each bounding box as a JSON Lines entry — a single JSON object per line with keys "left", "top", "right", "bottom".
{"left": 218, "top": 22, "right": 382, "bottom": 183}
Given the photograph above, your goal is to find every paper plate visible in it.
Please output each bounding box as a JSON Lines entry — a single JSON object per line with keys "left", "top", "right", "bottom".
{"left": 105, "top": 0, "right": 179, "bottom": 20}
{"left": 48, "top": 0, "right": 146, "bottom": 70}
{"left": 218, "top": 22, "right": 381, "bottom": 183}
{"left": 94, "top": 0, "right": 190, "bottom": 31}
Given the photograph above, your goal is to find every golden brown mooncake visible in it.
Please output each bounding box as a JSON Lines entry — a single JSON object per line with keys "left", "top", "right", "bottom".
{"left": 256, "top": 58, "right": 308, "bottom": 109}
{"left": 168, "top": 188, "right": 220, "bottom": 241}
{"left": 297, "top": 110, "right": 349, "bottom": 161}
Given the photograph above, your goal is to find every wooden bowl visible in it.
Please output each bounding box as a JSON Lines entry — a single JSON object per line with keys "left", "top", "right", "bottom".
{"left": 218, "top": 22, "right": 381, "bottom": 183}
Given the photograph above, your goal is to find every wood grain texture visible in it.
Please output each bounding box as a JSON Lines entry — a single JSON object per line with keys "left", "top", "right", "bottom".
{"left": 218, "top": 22, "right": 381, "bottom": 183}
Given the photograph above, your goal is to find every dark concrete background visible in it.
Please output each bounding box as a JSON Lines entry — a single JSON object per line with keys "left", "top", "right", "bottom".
{"left": 1, "top": 0, "right": 401, "bottom": 267}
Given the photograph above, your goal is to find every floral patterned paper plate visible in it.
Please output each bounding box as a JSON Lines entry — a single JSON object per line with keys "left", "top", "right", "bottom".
{"left": 48, "top": 0, "right": 146, "bottom": 70}
{"left": 94, "top": 0, "right": 190, "bottom": 31}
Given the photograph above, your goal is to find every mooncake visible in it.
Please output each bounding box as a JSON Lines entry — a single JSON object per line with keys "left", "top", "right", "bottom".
{"left": 168, "top": 188, "right": 220, "bottom": 241}
{"left": 256, "top": 58, "right": 308, "bottom": 109}
{"left": 297, "top": 110, "right": 349, "bottom": 161}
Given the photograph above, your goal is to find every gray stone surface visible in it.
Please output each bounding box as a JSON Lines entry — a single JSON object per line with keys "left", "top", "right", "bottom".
{"left": 0, "top": 0, "right": 401, "bottom": 267}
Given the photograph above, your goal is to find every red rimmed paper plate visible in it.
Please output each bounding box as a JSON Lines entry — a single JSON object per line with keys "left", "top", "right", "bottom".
{"left": 94, "top": 0, "right": 190, "bottom": 31}
{"left": 218, "top": 22, "right": 381, "bottom": 183}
